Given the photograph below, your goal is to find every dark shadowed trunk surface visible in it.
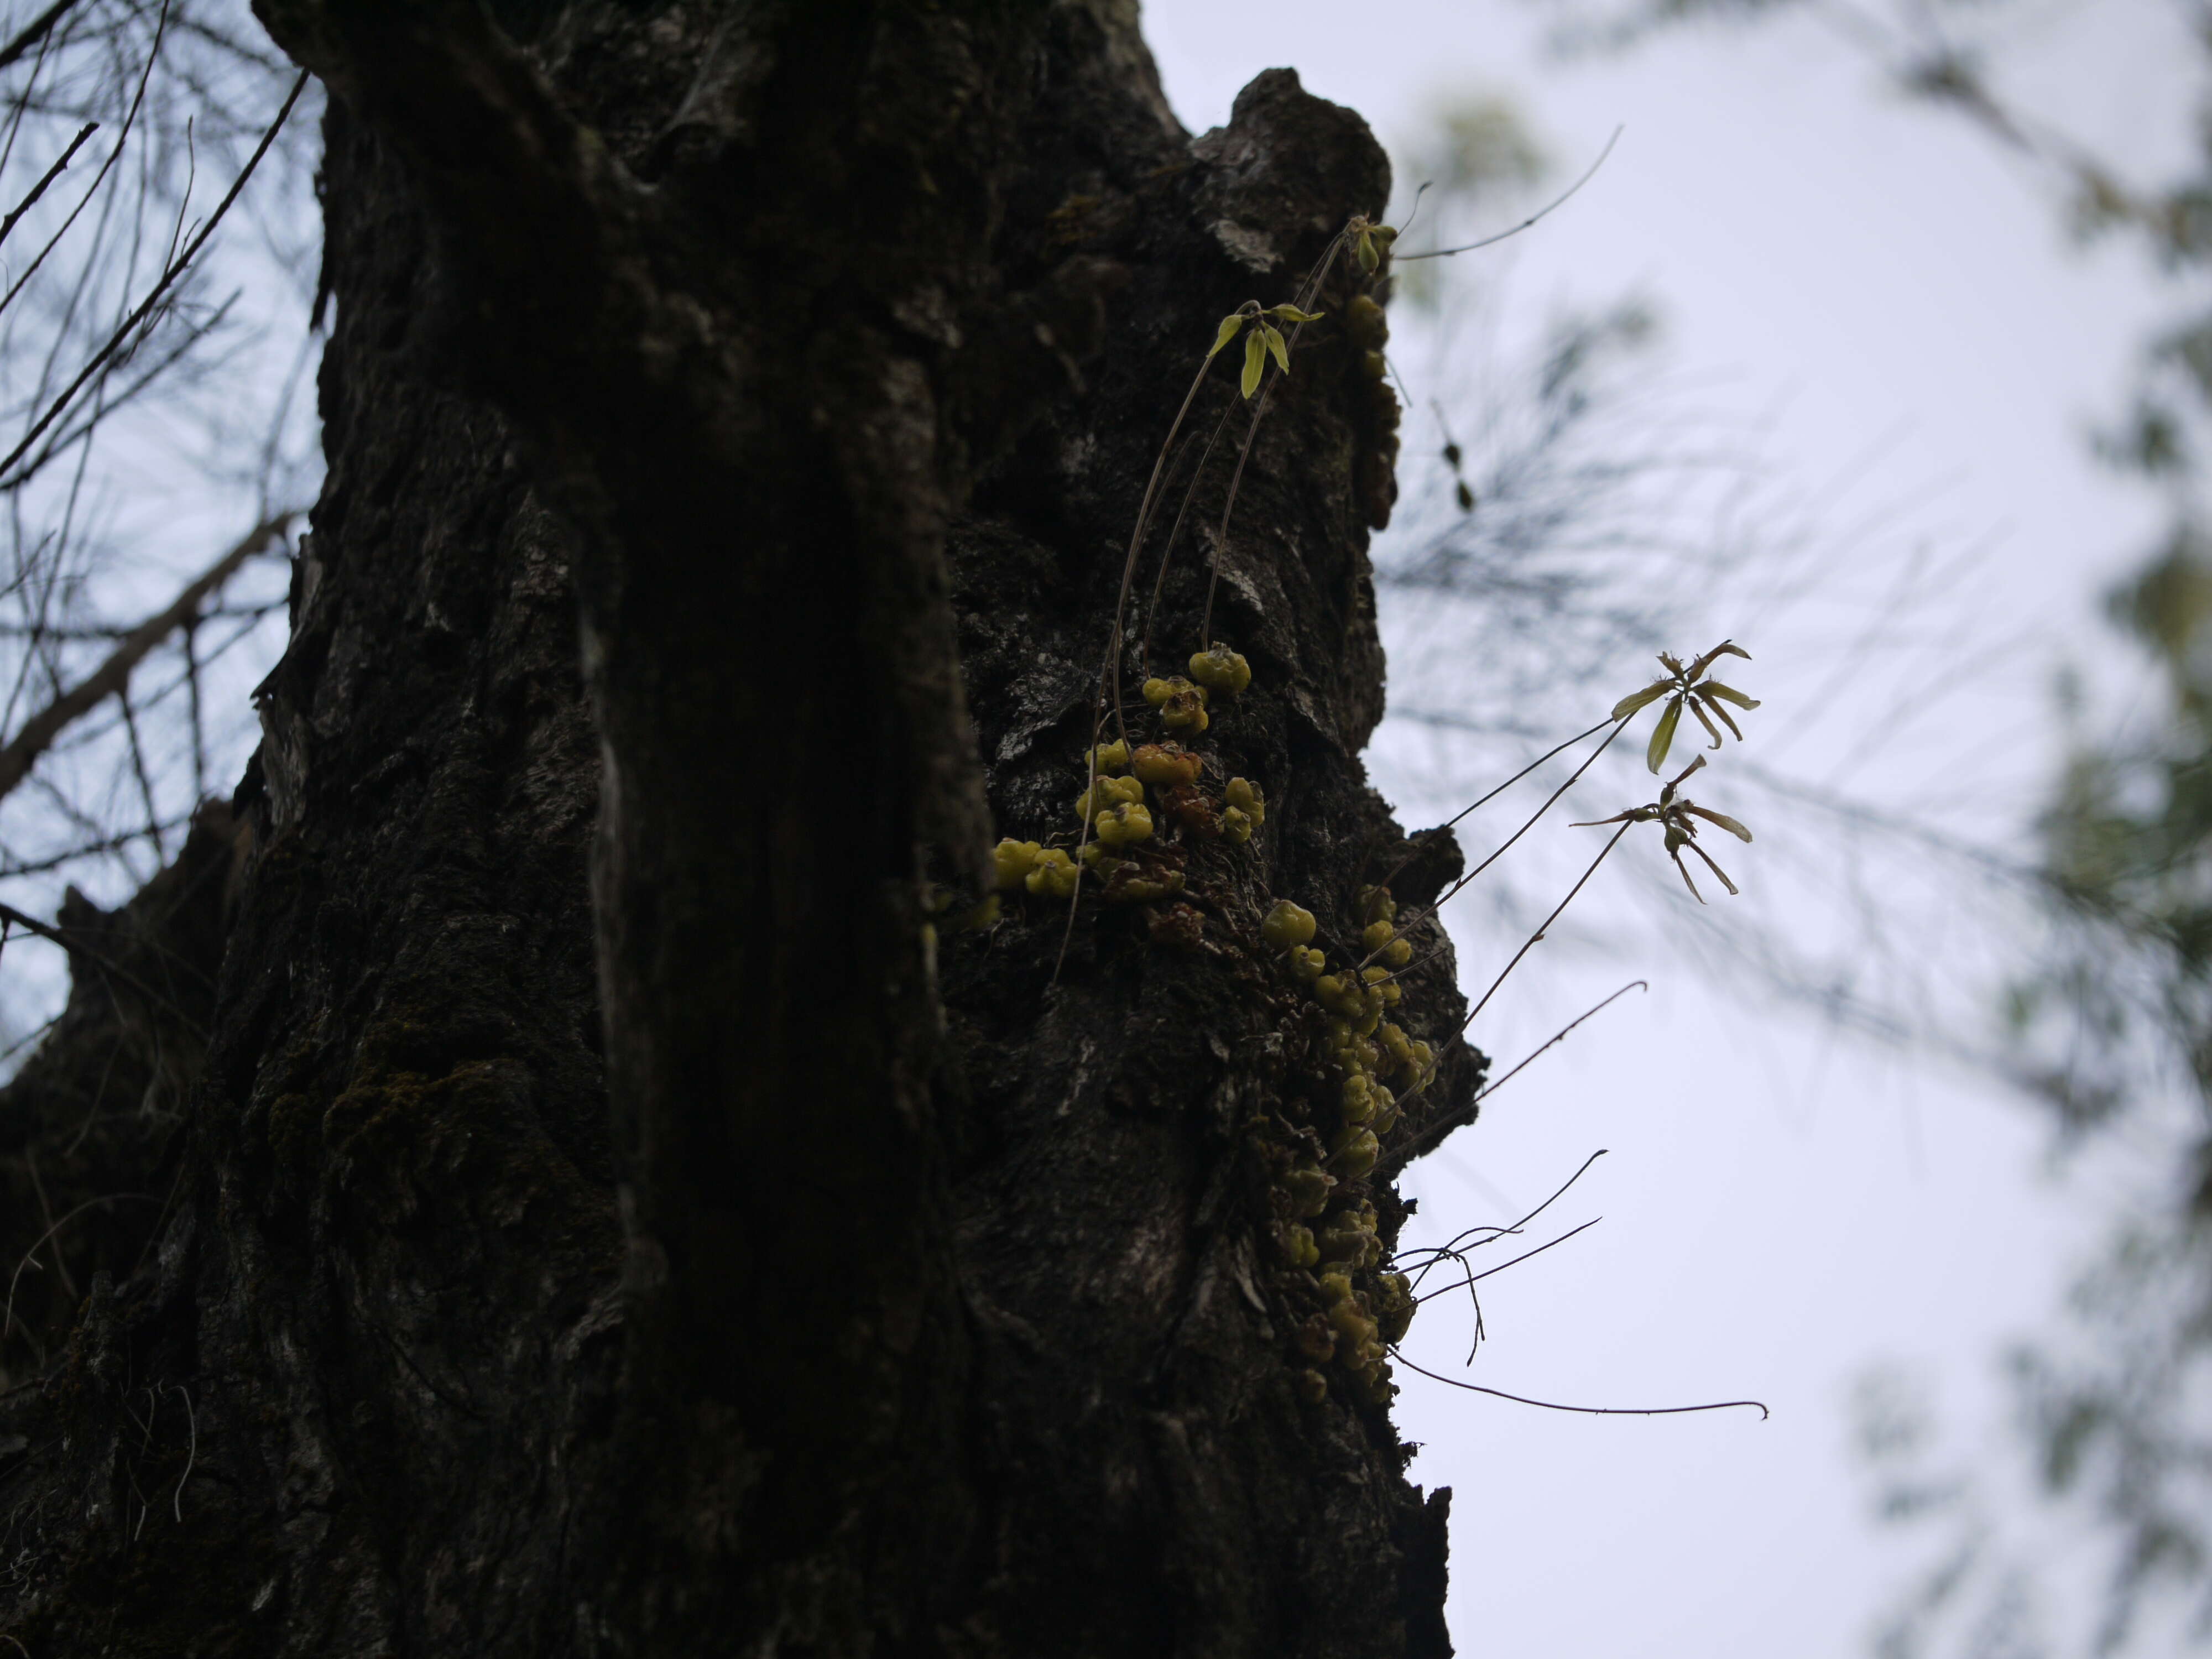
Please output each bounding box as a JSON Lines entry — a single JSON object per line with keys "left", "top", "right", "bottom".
{"left": 0, "top": 5, "right": 1484, "bottom": 1653}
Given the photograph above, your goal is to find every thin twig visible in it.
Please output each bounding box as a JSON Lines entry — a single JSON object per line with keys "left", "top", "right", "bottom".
{"left": 0, "top": 0, "right": 85, "bottom": 74}
{"left": 168, "top": 1383, "right": 193, "bottom": 1521}
{"left": 2, "top": 1193, "right": 158, "bottom": 1350}
{"left": 0, "top": 901, "right": 208, "bottom": 1034}
{"left": 0, "top": 121, "right": 93, "bottom": 255}
{"left": 0, "top": 513, "right": 289, "bottom": 808}
{"left": 0, "top": 68, "right": 308, "bottom": 489}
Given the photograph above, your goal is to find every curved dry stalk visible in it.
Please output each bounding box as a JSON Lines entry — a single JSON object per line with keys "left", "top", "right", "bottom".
{"left": 1379, "top": 986, "right": 1645, "bottom": 1180}
{"left": 0, "top": 513, "right": 290, "bottom": 808}
{"left": 1397, "top": 126, "right": 1624, "bottom": 263}
{"left": 1390, "top": 1346, "right": 1768, "bottom": 1420}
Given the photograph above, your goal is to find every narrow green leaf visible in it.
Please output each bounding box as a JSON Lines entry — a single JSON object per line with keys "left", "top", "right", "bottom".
{"left": 1671, "top": 854, "right": 1705, "bottom": 904}
{"left": 1269, "top": 304, "right": 1327, "bottom": 324}
{"left": 1241, "top": 329, "right": 1265, "bottom": 398}
{"left": 1688, "top": 639, "right": 1751, "bottom": 678}
{"left": 1700, "top": 680, "right": 1760, "bottom": 710}
{"left": 1684, "top": 805, "right": 1752, "bottom": 842}
{"left": 1209, "top": 312, "right": 1246, "bottom": 359}
{"left": 1264, "top": 323, "right": 1291, "bottom": 377}
{"left": 1610, "top": 680, "right": 1671, "bottom": 721}
{"left": 1646, "top": 695, "right": 1683, "bottom": 773}
{"left": 1695, "top": 690, "right": 1744, "bottom": 742}
{"left": 1686, "top": 840, "right": 1740, "bottom": 895}
{"left": 1686, "top": 696, "right": 1725, "bottom": 749}
{"left": 1357, "top": 229, "right": 1378, "bottom": 273}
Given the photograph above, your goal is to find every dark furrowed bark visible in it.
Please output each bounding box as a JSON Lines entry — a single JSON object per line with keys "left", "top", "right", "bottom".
{"left": 0, "top": 5, "right": 1481, "bottom": 1654}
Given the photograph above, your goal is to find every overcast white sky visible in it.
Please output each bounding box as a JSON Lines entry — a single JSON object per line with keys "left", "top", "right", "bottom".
{"left": 1146, "top": 2, "right": 2193, "bottom": 1653}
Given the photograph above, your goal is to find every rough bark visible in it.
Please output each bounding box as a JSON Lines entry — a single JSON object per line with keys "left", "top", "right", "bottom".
{"left": 0, "top": 4, "right": 1485, "bottom": 1654}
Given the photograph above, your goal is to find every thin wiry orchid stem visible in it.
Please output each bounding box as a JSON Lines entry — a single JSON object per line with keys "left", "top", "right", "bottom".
{"left": 1397, "top": 1147, "right": 1610, "bottom": 1283}
{"left": 1390, "top": 1347, "right": 1768, "bottom": 1420}
{"left": 1375, "top": 716, "right": 1614, "bottom": 898}
{"left": 1396, "top": 126, "right": 1623, "bottom": 262}
{"left": 1362, "top": 714, "right": 1631, "bottom": 973}
{"left": 1140, "top": 395, "right": 1237, "bottom": 672}
{"left": 1198, "top": 231, "right": 1348, "bottom": 646}
{"left": 1414, "top": 1214, "right": 1604, "bottom": 1306}
{"left": 1458, "top": 821, "right": 1630, "bottom": 1035}
{"left": 1378, "top": 988, "right": 1644, "bottom": 1180}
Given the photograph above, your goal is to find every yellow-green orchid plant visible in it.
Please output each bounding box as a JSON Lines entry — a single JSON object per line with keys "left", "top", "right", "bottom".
{"left": 1611, "top": 639, "right": 1761, "bottom": 773}
{"left": 1572, "top": 754, "right": 1753, "bottom": 902}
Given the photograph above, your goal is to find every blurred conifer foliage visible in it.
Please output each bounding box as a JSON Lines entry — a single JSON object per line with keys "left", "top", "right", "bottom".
{"left": 1547, "top": 0, "right": 2212, "bottom": 1650}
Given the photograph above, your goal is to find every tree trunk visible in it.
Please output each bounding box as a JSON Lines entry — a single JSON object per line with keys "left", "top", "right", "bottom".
{"left": 0, "top": 4, "right": 1483, "bottom": 1653}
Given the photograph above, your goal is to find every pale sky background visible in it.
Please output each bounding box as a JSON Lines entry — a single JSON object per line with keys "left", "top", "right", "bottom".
{"left": 1145, "top": 1, "right": 2193, "bottom": 1653}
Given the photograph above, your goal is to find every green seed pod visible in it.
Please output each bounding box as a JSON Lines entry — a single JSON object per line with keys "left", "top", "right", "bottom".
{"left": 1342, "top": 1073, "right": 1375, "bottom": 1125}
{"left": 1188, "top": 643, "right": 1253, "bottom": 695}
{"left": 1262, "top": 900, "right": 1317, "bottom": 950}
{"left": 1324, "top": 1283, "right": 1382, "bottom": 1365}
{"left": 1222, "top": 805, "right": 1254, "bottom": 844}
{"left": 1329, "top": 1126, "right": 1379, "bottom": 1179}
{"left": 994, "top": 838, "right": 1043, "bottom": 891}
{"left": 1131, "top": 742, "right": 1201, "bottom": 786}
{"left": 1407, "top": 1039, "right": 1436, "bottom": 1085}
{"left": 1289, "top": 945, "right": 1326, "bottom": 982}
{"left": 1095, "top": 801, "right": 1155, "bottom": 848}
{"left": 1370, "top": 1083, "right": 1398, "bottom": 1136}
{"left": 1374, "top": 1272, "right": 1415, "bottom": 1346}
{"left": 1075, "top": 774, "right": 1145, "bottom": 821}
{"left": 1025, "top": 847, "right": 1080, "bottom": 899}
{"left": 1104, "top": 871, "right": 1178, "bottom": 903}
{"left": 1224, "top": 776, "right": 1266, "bottom": 823}
{"left": 1157, "top": 679, "right": 1210, "bottom": 732}
{"left": 1346, "top": 293, "right": 1387, "bottom": 350}
{"left": 1281, "top": 1164, "right": 1334, "bottom": 1219}
{"left": 1316, "top": 1204, "right": 1378, "bottom": 1266}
